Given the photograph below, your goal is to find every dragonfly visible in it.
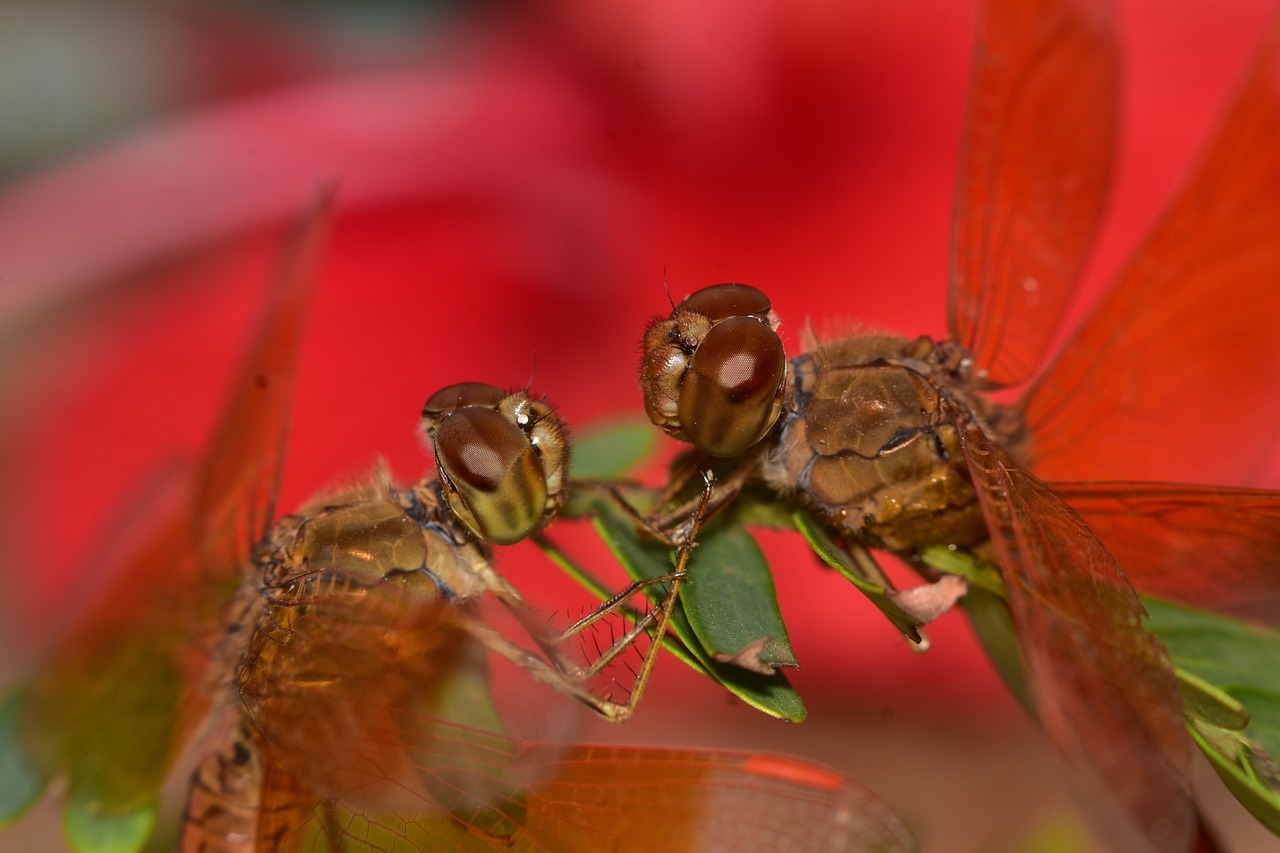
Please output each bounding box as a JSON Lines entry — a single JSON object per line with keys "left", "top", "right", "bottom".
{"left": 0, "top": 198, "right": 915, "bottom": 852}
{"left": 632, "top": 0, "right": 1280, "bottom": 850}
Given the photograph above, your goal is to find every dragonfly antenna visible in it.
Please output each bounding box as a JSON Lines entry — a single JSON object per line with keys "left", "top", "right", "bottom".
{"left": 523, "top": 353, "right": 538, "bottom": 393}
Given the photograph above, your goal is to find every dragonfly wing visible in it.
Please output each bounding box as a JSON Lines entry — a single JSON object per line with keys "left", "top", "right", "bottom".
{"left": 1054, "top": 481, "right": 1280, "bottom": 622}
{"left": 19, "top": 507, "right": 203, "bottom": 820}
{"left": 248, "top": 722, "right": 915, "bottom": 852}
{"left": 237, "top": 588, "right": 513, "bottom": 819}
{"left": 468, "top": 743, "right": 915, "bottom": 853}
{"left": 13, "top": 196, "right": 333, "bottom": 848}
{"left": 949, "top": 0, "right": 1117, "bottom": 386}
{"left": 253, "top": 749, "right": 327, "bottom": 853}
{"left": 223, "top": 737, "right": 914, "bottom": 852}
{"left": 232, "top": 529, "right": 913, "bottom": 853}
{"left": 1023, "top": 15, "right": 1280, "bottom": 483}
{"left": 193, "top": 191, "right": 333, "bottom": 599}
{"left": 958, "top": 423, "right": 1193, "bottom": 851}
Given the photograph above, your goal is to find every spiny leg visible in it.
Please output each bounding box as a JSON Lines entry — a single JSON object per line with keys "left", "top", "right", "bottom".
{"left": 557, "top": 573, "right": 682, "bottom": 678}
{"left": 475, "top": 472, "right": 717, "bottom": 722}
{"left": 611, "top": 455, "right": 749, "bottom": 547}
{"left": 597, "top": 469, "right": 717, "bottom": 717}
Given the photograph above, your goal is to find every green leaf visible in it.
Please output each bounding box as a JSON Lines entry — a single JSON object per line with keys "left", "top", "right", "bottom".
{"left": 720, "top": 486, "right": 799, "bottom": 530}
{"left": 1177, "top": 669, "right": 1250, "bottom": 731}
{"left": 588, "top": 498, "right": 807, "bottom": 721}
{"left": 918, "top": 545, "right": 1006, "bottom": 598}
{"left": 1144, "top": 596, "right": 1280, "bottom": 834}
{"left": 64, "top": 792, "right": 156, "bottom": 853}
{"left": 681, "top": 522, "right": 799, "bottom": 672}
{"left": 960, "top": 584, "right": 1031, "bottom": 711}
{"left": 0, "top": 689, "right": 46, "bottom": 826}
{"left": 794, "top": 512, "right": 923, "bottom": 643}
{"left": 569, "top": 419, "right": 657, "bottom": 480}
{"left": 1188, "top": 722, "right": 1280, "bottom": 836}
{"left": 1145, "top": 597, "right": 1280, "bottom": 696}
{"left": 1236, "top": 686, "right": 1280, "bottom": 758}
{"left": 916, "top": 545, "right": 1031, "bottom": 708}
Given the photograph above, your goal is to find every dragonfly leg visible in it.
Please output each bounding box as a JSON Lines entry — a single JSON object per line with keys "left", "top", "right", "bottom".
{"left": 557, "top": 572, "right": 683, "bottom": 677}
{"left": 611, "top": 457, "right": 750, "bottom": 547}
{"left": 594, "top": 471, "right": 715, "bottom": 720}
{"left": 475, "top": 473, "right": 717, "bottom": 723}
{"left": 607, "top": 485, "right": 688, "bottom": 547}
{"left": 466, "top": 619, "right": 633, "bottom": 721}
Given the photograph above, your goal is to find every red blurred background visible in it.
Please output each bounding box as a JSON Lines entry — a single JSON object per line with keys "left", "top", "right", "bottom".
{"left": 0, "top": 0, "right": 1275, "bottom": 849}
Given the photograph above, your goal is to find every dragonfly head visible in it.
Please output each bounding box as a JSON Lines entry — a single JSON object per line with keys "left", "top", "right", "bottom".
{"left": 421, "top": 382, "right": 570, "bottom": 545}
{"left": 640, "top": 283, "right": 789, "bottom": 457}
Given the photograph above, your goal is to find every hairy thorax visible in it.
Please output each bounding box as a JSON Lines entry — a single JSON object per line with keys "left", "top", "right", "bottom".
{"left": 761, "top": 334, "right": 1025, "bottom": 554}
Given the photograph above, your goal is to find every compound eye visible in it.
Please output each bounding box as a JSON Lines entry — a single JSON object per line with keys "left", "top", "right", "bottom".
{"left": 433, "top": 406, "right": 547, "bottom": 545}
{"left": 679, "top": 283, "right": 772, "bottom": 323}
{"left": 422, "top": 382, "right": 506, "bottom": 421}
{"left": 678, "top": 315, "right": 786, "bottom": 456}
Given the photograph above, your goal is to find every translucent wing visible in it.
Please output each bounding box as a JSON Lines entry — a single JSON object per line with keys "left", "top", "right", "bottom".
{"left": 414, "top": 742, "right": 913, "bottom": 853}
{"left": 949, "top": 0, "right": 1117, "bottom": 387}
{"left": 1054, "top": 482, "right": 1280, "bottom": 623}
{"left": 236, "top": 586, "right": 502, "bottom": 818}
{"left": 1023, "top": 15, "right": 1280, "bottom": 483}
{"left": 193, "top": 190, "right": 333, "bottom": 600}
{"left": 958, "top": 423, "right": 1193, "bottom": 851}
{"left": 227, "top": 547, "right": 913, "bottom": 852}
{"left": 261, "top": 741, "right": 913, "bottom": 852}
{"left": 13, "top": 197, "right": 332, "bottom": 843}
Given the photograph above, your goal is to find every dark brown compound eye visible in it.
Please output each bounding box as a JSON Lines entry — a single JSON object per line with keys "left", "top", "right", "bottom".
{"left": 421, "top": 382, "right": 569, "bottom": 545}
{"left": 432, "top": 406, "right": 547, "bottom": 545}
{"left": 678, "top": 283, "right": 772, "bottom": 323}
{"left": 422, "top": 382, "right": 506, "bottom": 420}
{"left": 678, "top": 315, "right": 786, "bottom": 456}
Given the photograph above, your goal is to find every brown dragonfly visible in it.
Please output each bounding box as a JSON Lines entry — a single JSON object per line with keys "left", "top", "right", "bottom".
{"left": 0, "top": 199, "right": 915, "bottom": 852}
{"left": 633, "top": 0, "right": 1280, "bottom": 850}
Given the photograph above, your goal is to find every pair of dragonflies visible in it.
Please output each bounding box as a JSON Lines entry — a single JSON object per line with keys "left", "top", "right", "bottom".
{"left": 1, "top": 197, "right": 914, "bottom": 852}
{"left": 6, "top": 0, "right": 1280, "bottom": 848}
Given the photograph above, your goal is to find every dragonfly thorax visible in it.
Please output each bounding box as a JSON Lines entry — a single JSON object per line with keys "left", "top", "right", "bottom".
{"left": 262, "top": 478, "right": 500, "bottom": 611}
{"left": 761, "top": 334, "right": 998, "bottom": 554}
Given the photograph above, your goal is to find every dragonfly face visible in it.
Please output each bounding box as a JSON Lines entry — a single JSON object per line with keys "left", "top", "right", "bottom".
{"left": 641, "top": 283, "right": 789, "bottom": 458}
{"left": 422, "top": 381, "right": 570, "bottom": 545}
